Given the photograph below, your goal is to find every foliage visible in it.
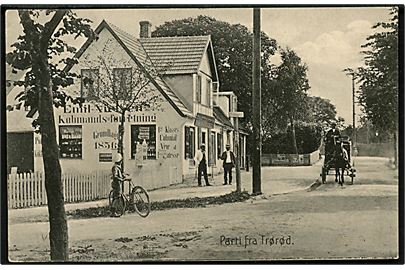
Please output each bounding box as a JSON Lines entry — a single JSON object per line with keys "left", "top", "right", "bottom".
{"left": 152, "top": 15, "right": 277, "bottom": 125}
{"left": 6, "top": 10, "right": 93, "bottom": 129}
{"left": 262, "top": 47, "right": 310, "bottom": 133}
{"left": 81, "top": 37, "right": 163, "bottom": 116}
{"left": 262, "top": 47, "right": 311, "bottom": 154}
{"left": 80, "top": 35, "right": 164, "bottom": 158}
{"left": 153, "top": 16, "right": 335, "bottom": 155}
{"left": 305, "top": 96, "right": 338, "bottom": 127}
{"left": 356, "top": 8, "right": 398, "bottom": 134}
{"left": 274, "top": 48, "right": 310, "bottom": 121}
{"left": 263, "top": 122, "right": 322, "bottom": 154}
{"left": 6, "top": 9, "right": 94, "bottom": 261}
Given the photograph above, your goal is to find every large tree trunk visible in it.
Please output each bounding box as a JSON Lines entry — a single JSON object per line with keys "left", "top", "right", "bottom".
{"left": 290, "top": 117, "right": 298, "bottom": 154}
{"left": 36, "top": 53, "right": 68, "bottom": 261}
{"left": 393, "top": 129, "right": 398, "bottom": 168}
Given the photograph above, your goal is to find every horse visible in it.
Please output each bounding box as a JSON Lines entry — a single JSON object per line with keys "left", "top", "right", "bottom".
{"left": 333, "top": 143, "right": 349, "bottom": 186}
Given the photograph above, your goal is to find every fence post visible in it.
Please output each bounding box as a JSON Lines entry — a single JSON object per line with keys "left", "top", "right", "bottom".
{"left": 73, "top": 172, "right": 77, "bottom": 202}
{"left": 8, "top": 174, "right": 12, "bottom": 208}
{"left": 62, "top": 174, "right": 66, "bottom": 203}
{"left": 21, "top": 173, "right": 27, "bottom": 207}
{"left": 28, "top": 173, "right": 32, "bottom": 207}
{"left": 34, "top": 172, "right": 39, "bottom": 205}
{"left": 69, "top": 173, "right": 72, "bottom": 203}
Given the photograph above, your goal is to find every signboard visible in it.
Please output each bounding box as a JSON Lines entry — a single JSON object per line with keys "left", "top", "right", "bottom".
{"left": 229, "top": 111, "right": 244, "bottom": 118}
{"left": 139, "top": 127, "right": 150, "bottom": 139}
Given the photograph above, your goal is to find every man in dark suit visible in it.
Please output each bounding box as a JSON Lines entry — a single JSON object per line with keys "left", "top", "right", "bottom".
{"left": 221, "top": 144, "right": 236, "bottom": 185}
{"left": 194, "top": 144, "right": 211, "bottom": 187}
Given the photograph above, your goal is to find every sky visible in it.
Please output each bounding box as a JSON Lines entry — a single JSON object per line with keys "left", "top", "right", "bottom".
{"left": 5, "top": 6, "right": 393, "bottom": 125}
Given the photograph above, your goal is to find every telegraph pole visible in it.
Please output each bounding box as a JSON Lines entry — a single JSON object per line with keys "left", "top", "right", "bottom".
{"left": 351, "top": 73, "right": 357, "bottom": 155}
{"left": 230, "top": 111, "right": 244, "bottom": 193}
{"left": 235, "top": 116, "right": 241, "bottom": 192}
{"left": 252, "top": 8, "right": 262, "bottom": 195}
{"left": 343, "top": 68, "right": 358, "bottom": 156}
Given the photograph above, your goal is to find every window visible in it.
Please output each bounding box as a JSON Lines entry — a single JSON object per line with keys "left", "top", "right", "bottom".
{"left": 217, "top": 133, "right": 223, "bottom": 159}
{"left": 113, "top": 68, "right": 132, "bottom": 99}
{"left": 196, "top": 75, "right": 202, "bottom": 103}
{"left": 201, "top": 131, "right": 206, "bottom": 145}
{"left": 206, "top": 78, "right": 211, "bottom": 107}
{"left": 59, "top": 126, "right": 82, "bottom": 159}
{"left": 131, "top": 125, "right": 156, "bottom": 159}
{"left": 184, "top": 126, "right": 195, "bottom": 159}
{"left": 81, "top": 69, "right": 99, "bottom": 99}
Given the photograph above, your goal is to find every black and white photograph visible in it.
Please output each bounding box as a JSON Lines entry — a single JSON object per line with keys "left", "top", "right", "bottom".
{"left": 1, "top": 4, "right": 403, "bottom": 263}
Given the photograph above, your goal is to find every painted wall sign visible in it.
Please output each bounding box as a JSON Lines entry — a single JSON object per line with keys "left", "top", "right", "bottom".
{"left": 158, "top": 126, "right": 180, "bottom": 159}
{"left": 58, "top": 113, "right": 156, "bottom": 125}
{"left": 93, "top": 128, "right": 118, "bottom": 150}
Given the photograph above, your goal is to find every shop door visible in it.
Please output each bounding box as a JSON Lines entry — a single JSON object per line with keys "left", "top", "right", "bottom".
{"left": 7, "top": 132, "right": 34, "bottom": 173}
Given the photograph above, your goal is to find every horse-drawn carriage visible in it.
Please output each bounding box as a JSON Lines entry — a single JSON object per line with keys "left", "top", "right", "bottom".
{"left": 321, "top": 135, "right": 356, "bottom": 186}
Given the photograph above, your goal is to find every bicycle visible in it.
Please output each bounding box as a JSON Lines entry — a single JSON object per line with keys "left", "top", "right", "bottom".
{"left": 109, "top": 177, "right": 151, "bottom": 218}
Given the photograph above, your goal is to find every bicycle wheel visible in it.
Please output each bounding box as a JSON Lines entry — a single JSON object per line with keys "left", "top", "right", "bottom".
{"left": 111, "top": 195, "right": 126, "bottom": 217}
{"left": 131, "top": 186, "right": 150, "bottom": 218}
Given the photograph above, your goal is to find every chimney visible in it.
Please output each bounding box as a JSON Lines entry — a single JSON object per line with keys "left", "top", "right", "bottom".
{"left": 139, "top": 21, "right": 152, "bottom": 38}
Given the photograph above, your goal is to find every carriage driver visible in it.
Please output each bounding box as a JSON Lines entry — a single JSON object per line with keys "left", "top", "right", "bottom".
{"left": 324, "top": 122, "right": 340, "bottom": 156}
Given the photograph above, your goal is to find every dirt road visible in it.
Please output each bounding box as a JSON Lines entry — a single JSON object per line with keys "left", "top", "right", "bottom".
{"left": 8, "top": 157, "right": 398, "bottom": 261}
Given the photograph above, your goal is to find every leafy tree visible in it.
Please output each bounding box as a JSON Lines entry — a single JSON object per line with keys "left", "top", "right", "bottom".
{"left": 152, "top": 15, "right": 277, "bottom": 126}
{"left": 356, "top": 7, "right": 399, "bottom": 166}
{"left": 269, "top": 47, "right": 310, "bottom": 154}
{"left": 306, "top": 96, "right": 338, "bottom": 127}
{"left": 263, "top": 122, "right": 322, "bottom": 154}
{"left": 80, "top": 37, "right": 163, "bottom": 168}
{"left": 6, "top": 10, "right": 93, "bottom": 261}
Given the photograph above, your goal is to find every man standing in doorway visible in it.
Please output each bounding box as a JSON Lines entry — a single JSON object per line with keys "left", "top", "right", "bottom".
{"left": 221, "top": 144, "right": 236, "bottom": 185}
{"left": 194, "top": 144, "right": 212, "bottom": 187}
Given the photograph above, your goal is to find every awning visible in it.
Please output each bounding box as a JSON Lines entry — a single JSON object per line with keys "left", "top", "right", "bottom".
{"left": 194, "top": 113, "right": 215, "bottom": 129}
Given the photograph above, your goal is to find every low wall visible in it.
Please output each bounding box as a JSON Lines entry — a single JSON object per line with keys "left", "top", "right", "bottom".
{"left": 262, "top": 150, "right": 320, "bottom": 166}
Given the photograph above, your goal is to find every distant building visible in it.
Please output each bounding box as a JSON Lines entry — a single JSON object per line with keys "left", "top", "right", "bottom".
{"left": 6, "top": 20, "right": 247, "bottom": 189}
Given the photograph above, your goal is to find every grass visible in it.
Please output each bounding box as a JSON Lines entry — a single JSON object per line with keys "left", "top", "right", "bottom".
{"left": 67, "top": 191, "right": 251, "bottom": 219}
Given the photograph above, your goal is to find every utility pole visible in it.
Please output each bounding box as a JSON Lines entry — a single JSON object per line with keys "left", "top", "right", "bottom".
{"left": 252, "top": 8, "right": 262, "bottom": 195}
{"left": 351, "top": 73, "right": 358, "bottom": 155}
{"left": 343, "top": 68, "right": 358, "bottom": 156}
{"left": 230, "top": 111, "right": 244, "bottom": 193}
{"left": 235, "top": 116, "right": 241, "bottom": 192}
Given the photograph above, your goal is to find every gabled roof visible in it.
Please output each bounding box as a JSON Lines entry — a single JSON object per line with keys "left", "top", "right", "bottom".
{"left": 140, "top": 36, "right": 218, "bottom": 81}
{"left": 68, "top": 20, "right": 192, "bottom": 118}
{"left": 213, "top": 105, "right": 233, "bottom": 130}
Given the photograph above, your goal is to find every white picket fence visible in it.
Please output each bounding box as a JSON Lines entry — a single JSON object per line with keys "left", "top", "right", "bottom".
{"left": 7, "top": 171, "right": 111, "bottom": 209}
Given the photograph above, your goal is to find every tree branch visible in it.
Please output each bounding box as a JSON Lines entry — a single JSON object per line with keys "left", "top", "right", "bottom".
{"left": 42, "top": 10, "right": 67, "bottom": 43}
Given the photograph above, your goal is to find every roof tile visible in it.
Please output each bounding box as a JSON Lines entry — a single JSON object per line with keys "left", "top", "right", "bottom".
{"left": 139, "top": 36, "right": 210, "bottom": 75}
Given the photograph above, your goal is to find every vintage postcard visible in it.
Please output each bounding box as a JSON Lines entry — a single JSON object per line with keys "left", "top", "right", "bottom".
{"left": 2, "top": 5, "right": 402, "bottom": 263}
